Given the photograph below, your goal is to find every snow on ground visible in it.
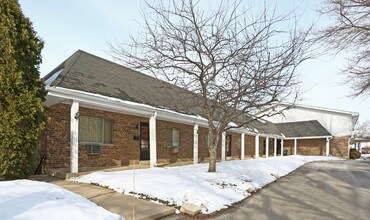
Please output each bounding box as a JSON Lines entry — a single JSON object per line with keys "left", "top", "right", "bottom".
{"left": 361, "top": 154, "right": 370, "bottom": 159}
{"left": 72, "top": 155, "right": 340, "bottom": 214}
{"left": 0, "top": 180, "right": 125, "bottom": 220}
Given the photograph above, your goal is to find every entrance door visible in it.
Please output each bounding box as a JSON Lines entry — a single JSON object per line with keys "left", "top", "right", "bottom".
{"left": 140, "top": 123, "right": 150, "bottom": 160}
{"left": 226, "top": 134, "right": 232, "bottom": 157}
{"left": 277, "top": 140, "right": 282, "bottom": 155}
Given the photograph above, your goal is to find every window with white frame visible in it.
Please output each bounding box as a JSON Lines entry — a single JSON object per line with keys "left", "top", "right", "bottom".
{"left": 204, "top": 133, "right": 210, "bottom": 148}
{"left": 166, "top": 128, "right": 180, "bottom": 147}
{"left": 79, "top": 116, "right": 113, "bottom": 144}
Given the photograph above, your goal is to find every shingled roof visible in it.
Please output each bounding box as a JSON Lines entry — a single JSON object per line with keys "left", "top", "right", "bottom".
{"left": 275, "top": 120, "right": 331, "bottom": 138}
{"left": 44, "top": 50, "right": 331, "bottom": 138}
{"left": 44, "top": 50, "right": 204, "bottom": 116}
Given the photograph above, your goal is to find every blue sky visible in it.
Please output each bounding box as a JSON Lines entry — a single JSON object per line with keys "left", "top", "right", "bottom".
{"left": 19, "top": 0, "right": 369, "bottom": 122}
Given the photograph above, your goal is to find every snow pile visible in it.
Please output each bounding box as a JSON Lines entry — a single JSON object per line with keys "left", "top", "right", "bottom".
{"left": 72, "top": 155, "right": 340, "bottom": 214}
{"left": 361, "top": 154, "right": 370, "bottom": 159}
{"left": 0, "top": 180, "right": 125, "bottom": 220}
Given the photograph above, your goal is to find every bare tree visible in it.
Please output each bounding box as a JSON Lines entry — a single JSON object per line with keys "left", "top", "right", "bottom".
{"left": 355, "top": 120, "right": 370, "bottom": 138}
{"left": 319, "top": 0, "right": 370, "bottom": 97}
{"left": 111, "top": 0, "right": 312, "bottom": 172}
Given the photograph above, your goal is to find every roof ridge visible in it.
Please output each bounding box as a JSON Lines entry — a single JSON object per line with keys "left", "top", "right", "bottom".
{"left": 54, "top": 50, "right": 83, "bottom": 87}
{"left": 279, "top": 102, "right": 359, "bottom": 116}
{"left": 75, "top": 49, "right": 197, "bottom": 95}
{"left": 276, "top": 120, "right": 318, "bottom": 124}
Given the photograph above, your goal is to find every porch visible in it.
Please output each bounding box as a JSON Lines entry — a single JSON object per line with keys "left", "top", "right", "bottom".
{"left": 43, "top": 87, "right": 331, "bottom": 175}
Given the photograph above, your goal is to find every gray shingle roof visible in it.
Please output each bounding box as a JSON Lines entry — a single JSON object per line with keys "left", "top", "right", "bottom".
{"left": 44, "top": 50, "right": 204, "bottom": 116}
{"left": 44, "top": 50, "right": 330, "bottom": 138}
{"left": 275, "top": 120, "right": 331, "bottom": 138}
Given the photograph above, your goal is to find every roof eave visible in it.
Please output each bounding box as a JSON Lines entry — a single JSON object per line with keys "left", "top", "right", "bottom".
{"left": 46, "top": 86, "right": 209, "bottom": 127}
{"left": 284, "top": 135, "right": 333, "bottom": 140}
{"left": 278, "top": 102, "right": 359, "bottom": 117}
{"left": 45, "top": 86, "right": 287, "bottom": 138}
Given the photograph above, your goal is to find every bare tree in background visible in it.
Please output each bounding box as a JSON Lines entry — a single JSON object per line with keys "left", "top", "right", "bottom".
{"left": 111, "top": 0, "right": 312, "bottom": 172}
{"left": 319, "top": 0, "right": 370, "bottom": 97}
{"left": 355, "top": 120, "right": 370, "bottom": 138}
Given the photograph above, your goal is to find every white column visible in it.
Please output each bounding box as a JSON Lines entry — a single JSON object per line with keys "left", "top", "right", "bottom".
{"left": 281, "top": 139, "right": 284, "bottom": 156}
{"left": 221, "top": 132, "right": 226, "bottom": 161}
{"left": 326, "top": 137, "right": 330, "bottom": 156}
{"left": 255, "top": 135, "right": 260, "bottom": 159}
{"left": 265, "top": 137, "right": 269, "bottom": 158}
{"left": 70, "top": 101, "right": 79, "bottom": 173}
{"left": 193, "top": 124, "right": 199, "bottom": 164}
{"left": 241, "top": 133, "right": 245, "bottom": 160}
{"left": 294, "top": 139, "right": 297, "bottom": 155}
{"left": 149, "top": 112, "right": 157, "bottom": 168}
{"left": 274, "top": 138, "right": 277, "bottom": 157}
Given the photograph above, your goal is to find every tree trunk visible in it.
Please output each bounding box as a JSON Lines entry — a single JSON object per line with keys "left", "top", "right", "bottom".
{"left": 208, "top": 127, "right": 219, "bottom": 172}
{"left": 208, "top": 144, "right": 217, "bottom": 172}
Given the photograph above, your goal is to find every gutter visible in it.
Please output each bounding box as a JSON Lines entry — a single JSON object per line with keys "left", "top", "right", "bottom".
{"left": 284, "top": 135, "right": 333, "bottom": 140}
{"left": 46, "top": 86, "right": 285, "bottom": 138}
{"left": 47, "top": 86, "right": 209, "bottom": 127}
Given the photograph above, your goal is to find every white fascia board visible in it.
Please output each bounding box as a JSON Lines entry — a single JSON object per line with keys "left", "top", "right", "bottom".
{"left": 284, "top": 135, "right": 333, "bottom": 140}
{"left": 46, "top": 86, "right": 285, "bottom": 138}
{"left": 259, "top": 133, "right": 284, "bottom": 138}
{"left": 47, "top": 86, "right": 209, "bottom": 127}
{"left": 278, "top": 102, "right": 359, "bottom": 117}
{"left": 229, "top": 127, "right": 284, "bottom": 138}
{"left": 229, "top": 127, "right": 258, "bottom": 136}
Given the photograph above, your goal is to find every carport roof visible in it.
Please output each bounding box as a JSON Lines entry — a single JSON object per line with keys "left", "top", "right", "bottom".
{"left": 276, "top": 120, "right": 331, "bottom": 138}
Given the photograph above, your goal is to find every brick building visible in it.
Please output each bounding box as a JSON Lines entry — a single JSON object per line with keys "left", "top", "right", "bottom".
{"left": 41, "top": 50, "right": 358, "bottom": 174}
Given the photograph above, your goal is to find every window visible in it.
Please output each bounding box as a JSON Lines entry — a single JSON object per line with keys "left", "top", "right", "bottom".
{"left": 226, "top": 134, "right": 232, "bottom": 157}
{"left": 204, "top": 133, "right": 210, "bottom": 148}
{"left": 167, "top": 128, "right": 180, "bottom": 147}
{"left": 87, "top": 145, "right": 101, "bottom": 154}
{"left": 79, "top": 116, "right": 113, "bottom": 144}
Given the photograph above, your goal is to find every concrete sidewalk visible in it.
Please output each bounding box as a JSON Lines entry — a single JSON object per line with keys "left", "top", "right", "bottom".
{"left": 53, "top": 181, "right": 176, "bottom": 220}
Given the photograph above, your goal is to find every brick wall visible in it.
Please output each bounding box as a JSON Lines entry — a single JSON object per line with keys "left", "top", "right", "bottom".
{"left": 42, "top": 103, "right": 347, "bottom": 171}
{"left": 331, "top": 136, "right": 350, "bottom": 157}
{"left": 197, "top": 128, "right": 227, "bottom": 162}
{"left": 283, "top": 139, "right": 325, "bottom": 156}
{"left": 242, "top": 135, "right": 280, "bottom": 158}
{"left": 296, "top": 139, "right": 326, "bottom": 156}
{"left": 42, "top": 103, "right": 241, "bottom": 170}
{"left": 230, "top": 132, "right": 241, "bottom": 159}
{"left": 156, "top": 120, "right": 194, "bottom": 163}
{"left": 41, "top": 103, "right": 70, "bottom": 169}
{"left": 282, "top": 137, "right": 348, "bottom": 157}
{"left": 245, "top": 135, "right": 256, "bottom": 157}
{"left": 283, "top": 140, "right": 294, "bottom": 155}
{"left": 42, "top": 103, "right": 151, "bottom": 170}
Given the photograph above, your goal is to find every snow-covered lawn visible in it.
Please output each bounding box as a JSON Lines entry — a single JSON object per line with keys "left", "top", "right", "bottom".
{"left": 72, "top": 155, "right": 340, "bottom": 214}
{"left": 0, "top": 180, "right": 125, "bottom": 220}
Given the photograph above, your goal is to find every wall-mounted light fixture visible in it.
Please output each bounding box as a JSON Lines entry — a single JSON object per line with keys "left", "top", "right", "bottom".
{"left": 74, "top": 111, "right": 80, "bottom": 120}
